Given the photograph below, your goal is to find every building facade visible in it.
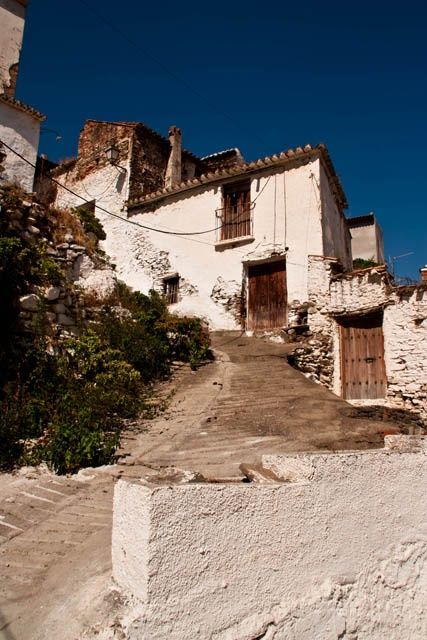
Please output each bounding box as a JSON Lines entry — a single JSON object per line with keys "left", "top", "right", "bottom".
{"left": 53, "top": 119, "right": 352, "bottom": 330}
{"left": 0, "top": 0, "right": 44, "bottom": 191}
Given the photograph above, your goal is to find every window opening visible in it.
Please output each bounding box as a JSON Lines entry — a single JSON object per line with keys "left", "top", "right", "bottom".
{"left": 218, "top": 181, "right": 252, "bottom": 241}
{"left": 163, "top": 275, "right": 179, "bottom": 304}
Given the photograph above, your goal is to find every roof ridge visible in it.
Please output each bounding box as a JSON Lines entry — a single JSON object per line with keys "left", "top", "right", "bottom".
{"left": 201, "top": 148, "right": 241, "bottom": 160}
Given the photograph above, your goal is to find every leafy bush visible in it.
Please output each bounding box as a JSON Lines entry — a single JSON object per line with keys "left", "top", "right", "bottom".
{"left": 0, "top": 331, "right": 143, "bottom": 473}
{"left": 0, "top": 188, "right": 212, "bottom": 474}
{"left": 162, "top": 315, "right": 212, "bottom": 369}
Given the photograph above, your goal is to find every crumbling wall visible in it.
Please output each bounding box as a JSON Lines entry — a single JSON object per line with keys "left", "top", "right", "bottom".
{"left": 129, "top": 124, "right": 169, "bottom": 201}
{"left": 384, "top": 286, "right": 427, "bottom": 418}
{"left": 4, "top": 192, "right": 117, "bottom": 337}
{"left": 210, "top": 276, "right": 244, "bottom": 327}
{"left": 0, "top": 0, "right": 26, "bottom": 96}
{"left": 297, "top": 256, "right": 427, "bottom": 420}
{"left": 0, "top": 99, "right": 40, "bottom": 191}
{"left": 112, "top": 437, "right": 427, "bottom": 640}
{"left": 72, "top": 120, "right": 134, "bottom": 182}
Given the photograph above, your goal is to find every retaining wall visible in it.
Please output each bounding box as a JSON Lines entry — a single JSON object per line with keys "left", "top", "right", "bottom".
{"left": 112, "top": 437, "right": 427, "bottom": 639}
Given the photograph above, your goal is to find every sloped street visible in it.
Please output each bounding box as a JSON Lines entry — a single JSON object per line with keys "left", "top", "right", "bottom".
{"left": 0, "top": 333, "right": 419, "bottom": 639}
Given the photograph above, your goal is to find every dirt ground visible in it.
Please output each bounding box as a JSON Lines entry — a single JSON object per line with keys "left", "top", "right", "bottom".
{"left": 0, "top": 332, "right": 422, "bottom": 639}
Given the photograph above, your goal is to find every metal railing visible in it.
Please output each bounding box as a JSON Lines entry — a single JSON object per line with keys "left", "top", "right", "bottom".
{"left": 215, "top": 203, "right": 254, "bottom": 242}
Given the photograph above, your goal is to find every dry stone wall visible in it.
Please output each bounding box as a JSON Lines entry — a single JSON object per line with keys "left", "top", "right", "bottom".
{"left": 384, "top": 287, "right": 427, "bottom": 417}
{"left": 3, "top": 190, "right": 117, "bottom": 338}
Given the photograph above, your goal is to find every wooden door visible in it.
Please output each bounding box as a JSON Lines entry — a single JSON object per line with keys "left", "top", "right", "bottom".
{"left": 247, "top": 261, "right": 287, "bottom": 330}
{"left": 340, "top": 313, "right": 386, "bottom": 399}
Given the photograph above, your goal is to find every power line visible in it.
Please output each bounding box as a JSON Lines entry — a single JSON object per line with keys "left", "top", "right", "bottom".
{"left": 1, "top": 139, "right": 307, "bottom": 267}
{"left": 0, "top": 138, "right": 221, "bottom": 237}
{"left": 76, "top": 0, "right": 270, "bottom": 149}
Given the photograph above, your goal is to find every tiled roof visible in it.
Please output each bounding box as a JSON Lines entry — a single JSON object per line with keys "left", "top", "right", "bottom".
{"left": 0, "top": 94, "right": 46, "bottom": 121}
{"left": 128, "top": 143, "right": 348, "bottom": 211}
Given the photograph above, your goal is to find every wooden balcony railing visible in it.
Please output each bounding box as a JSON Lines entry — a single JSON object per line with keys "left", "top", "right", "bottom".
{"left": 215, "top": 203, "right": 254, "bottom": 242}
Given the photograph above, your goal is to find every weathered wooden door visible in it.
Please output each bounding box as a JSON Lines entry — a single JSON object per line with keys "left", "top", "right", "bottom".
{"left": 247, "top": 260, "right": 287, "bottom": 330}
{"left": 340, "top": 313, "right": 386, "bottom": 399}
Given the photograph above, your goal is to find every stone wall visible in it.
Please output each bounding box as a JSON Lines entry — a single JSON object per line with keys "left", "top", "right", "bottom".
{"left": 384, "top": 286, "right": 427, "bottom": 417}
{"left": 291, "top": 256, "right": 427, "bottom": 421}
{"left": 112, "top": 437, "right": 427, "bottom": 640}
{"left": 4, "top": 190, "right": 117, "bottom": 337}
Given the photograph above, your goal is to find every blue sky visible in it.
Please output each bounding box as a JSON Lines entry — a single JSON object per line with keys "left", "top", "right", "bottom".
{"left": 18, "top": 0, "right": 426, "bottom": 279}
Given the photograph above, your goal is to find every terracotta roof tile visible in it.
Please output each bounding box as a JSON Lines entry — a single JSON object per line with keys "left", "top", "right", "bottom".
{"left": 128, "top": 143, "right": 348, "bottom": 212}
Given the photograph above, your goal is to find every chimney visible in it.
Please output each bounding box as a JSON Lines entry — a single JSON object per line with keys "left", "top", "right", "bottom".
{"left": 420, "top": 266, "right": 427, "bottom": 283}
{"left": 165, "top": 126, "right": 182, "bottom": 189}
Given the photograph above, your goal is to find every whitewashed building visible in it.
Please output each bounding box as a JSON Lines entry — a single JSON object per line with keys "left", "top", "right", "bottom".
{"left": 50, "top": 120, "right": 427, "bottom": 416}
{"left": 0, "top": 0, "right": 45, "bottom": 191}
{"left": 53, "top": 119, "right": 356, "bottom": 331}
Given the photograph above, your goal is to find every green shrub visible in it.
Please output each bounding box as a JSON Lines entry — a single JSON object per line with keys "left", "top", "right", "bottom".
{"left": 74, "top": 205, "right": 106, "bottom": 242}
{"left": 162, "top": 315, "right": 212, "bottom": 369}
{"left": 0, "top": 331, "right": 143, "bottom": 473}
{"left": 352, "top": 258, "right": 379, "bottom": 270}
{"left": 0, "top": 187, "right": 212, "bottom": 473}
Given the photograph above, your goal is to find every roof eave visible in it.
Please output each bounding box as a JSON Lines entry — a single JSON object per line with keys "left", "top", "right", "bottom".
{"left": 127, "top": 144, "right": 348, "bottom": 213}
{"left": 0, "top": 94, "right": 46, "bottom": 122}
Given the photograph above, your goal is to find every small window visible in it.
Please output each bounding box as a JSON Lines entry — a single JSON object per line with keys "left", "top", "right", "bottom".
{"left": 219, "top": 181, "right": 252, "bottom": 241}
{"left": 163, "top": 275, "right": 179, "bottom": 304}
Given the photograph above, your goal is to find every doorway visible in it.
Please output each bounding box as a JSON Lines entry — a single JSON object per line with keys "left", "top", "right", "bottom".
{"left": 339, "top": 311, "right": 386, "bottom": 400}
{"left": 247, "top": 260, "right": 287, "bottom": 330}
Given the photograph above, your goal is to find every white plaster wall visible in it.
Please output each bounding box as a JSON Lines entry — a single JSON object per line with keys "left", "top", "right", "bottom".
{"left": 112, "top": 439, "right": 427, "bottom": 639}
{"left": 350, "top": 224, "right": 377, "bottom": 261}
{"left": 0, "top": 0, "right": 25, "bottom": 94}
{"left": 0, "top": 100, "right": 39, "bottom": 191}
{"left": 349, "top": 222, "right": 385, "bottom": 264}
{"left": 54, "top": 157, "right": 353, "bottom": 330}
{"left": 123, "top": 160, "right": 325, "bottom": 328}
{"left": 55, "top": 159, "right": 326, "bottom": 329}
{"left": 319, "top": 163, "right": 352, "bottom": 270}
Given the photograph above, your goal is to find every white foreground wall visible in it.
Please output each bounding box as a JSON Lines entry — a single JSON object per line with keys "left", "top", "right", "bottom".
{"left": 112, "top": 437, "right": 427, "bottom": 640}
{"left": 0, "top": 100, "right": 40, "bottom": 191}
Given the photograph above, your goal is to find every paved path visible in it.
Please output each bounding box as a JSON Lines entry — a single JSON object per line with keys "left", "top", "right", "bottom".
{"left": 126, "top": 331, "right": 409, "bottom": 477}
{"left": 0, "top": 332, "right": 416, "bottom": 639}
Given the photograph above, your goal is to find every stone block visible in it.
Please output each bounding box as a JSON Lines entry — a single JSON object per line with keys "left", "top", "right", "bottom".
{"left": 57, "top": 313, "right": 75, "bottom": 326}
{"left": 19, "top": 294, "right": 40, "bottom": 311}
{"left": 45, "top": 286, "right": 61, "bottom": 301}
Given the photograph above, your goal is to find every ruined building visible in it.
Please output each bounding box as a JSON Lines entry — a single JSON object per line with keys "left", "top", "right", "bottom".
{"left": 50, "top": 119, "right": 426, "bottom": 419}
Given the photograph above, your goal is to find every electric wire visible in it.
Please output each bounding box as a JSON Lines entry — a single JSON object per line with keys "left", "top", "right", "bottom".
{"left": 76, "top": 0, "right": 270, "bottom": 148}
{"left": 0, "top": 139, "right": 307, "bottom": 267}
{"left": 0, "top": 138, "right": 222, "bottom": 237}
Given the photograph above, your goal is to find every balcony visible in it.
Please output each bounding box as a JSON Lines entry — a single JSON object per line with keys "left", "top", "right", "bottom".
{"left": 215, "top": 203, "right": 254, "bottom": 245}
